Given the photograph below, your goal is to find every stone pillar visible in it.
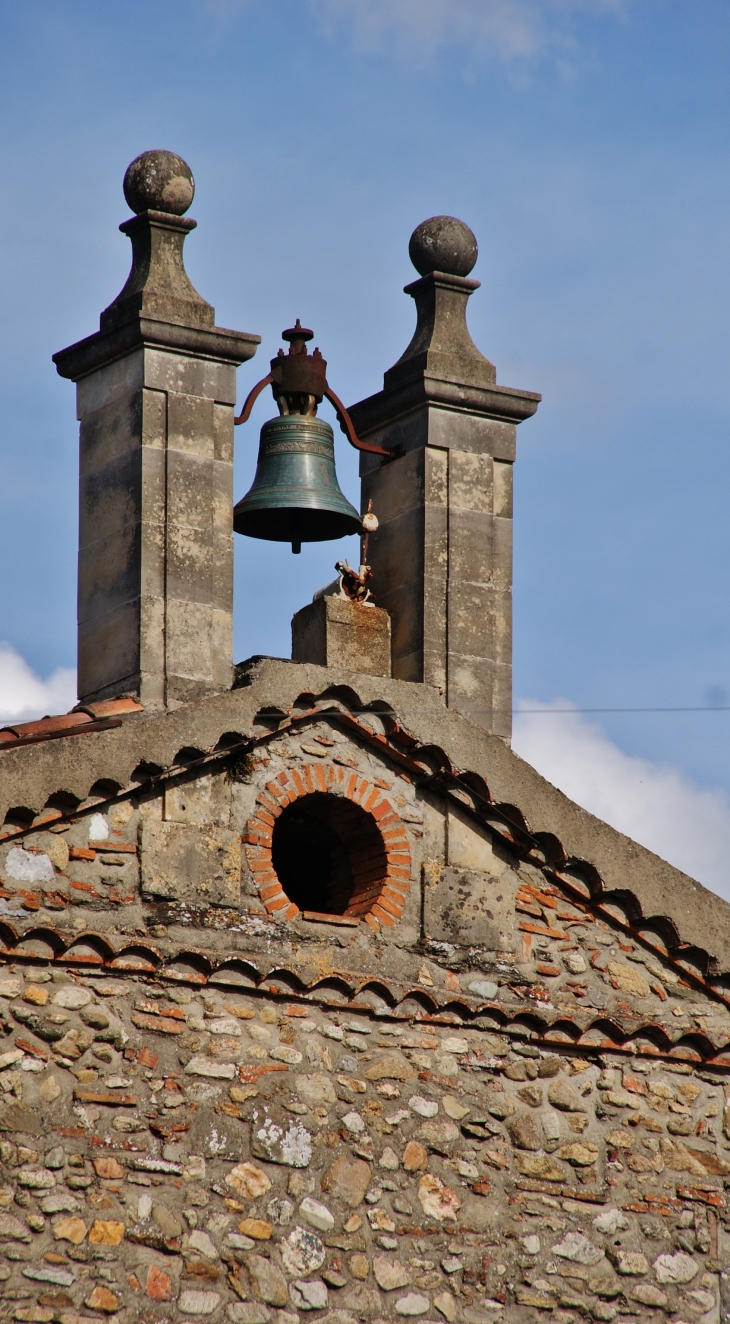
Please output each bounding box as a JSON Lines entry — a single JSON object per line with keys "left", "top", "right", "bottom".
{"left": 53, "top": 151, "right": 260, "bottom": 710}
{"left": 292, "top": 596, "right": 391, "bottom": 677}
{"left": 349, "top": 216, "right": 540, "bottom": 742}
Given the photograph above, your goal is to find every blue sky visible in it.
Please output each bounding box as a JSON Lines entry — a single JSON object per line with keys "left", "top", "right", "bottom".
{"left": 2, "top": 0, "right": 730, "bottom": 888}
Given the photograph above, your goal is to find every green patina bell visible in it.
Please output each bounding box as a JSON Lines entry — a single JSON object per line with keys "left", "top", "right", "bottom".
{"left": 234, "top": 413, "right": 361, "bottom": 554}
{"left": 234, "top": 320, "right": 387, "bottom": 553}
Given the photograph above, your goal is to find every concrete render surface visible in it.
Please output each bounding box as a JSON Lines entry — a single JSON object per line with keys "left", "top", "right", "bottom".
{"left": 0, "top": 657, "right": 725, "bottom": 974}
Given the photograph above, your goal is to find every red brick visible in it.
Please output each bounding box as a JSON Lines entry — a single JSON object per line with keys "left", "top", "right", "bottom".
{"left": 382, "top": 883, "right": 410, "bottom": 903}
{"left": 16, "top": 1037, "right": 50, "bottom": 1061}
{"left": 260, "top": 883, "right": 284, "bottom": 901}
{"left": 70, "top": 880, "right": 100, "bottom": 897}
{"left": 377, "top": 812, "right": 401, "bottom": 829}
{"left": 245, "top": 848, "right": 271, "bottom": 865}
{"left": 314, "top": 764, "right": 327, "bottom": 793}
{"left": 145, "top": 1265, "right": 173, "bottom": 1302}
{"left": 245, "top": 831, "right": 272, "bottom": 847}
{"left": 372, "top": 904, "right": 395, "bottom": 927}
{"left": 371, "top": 799, "right": 394, "bottom": 820}
{"left": 376, "top": 895, "right": 404, "bottom": 919}
{"left": 94, "top": 1156, "right": 125, "bottom": 1179}
{"left": 70, "top": 846, "right": 96, "bottom": 861}
{"left": 622, "top": 1073, "right": 647, "bottom": 1095}
{"left": 265, "top": 894, "right": 289, "bottom": 914}
{"left": 248, "top": 856, "right": 274, "bottom": 872}
{"left": 255, "top": 792, "right": 280, "bottom": 815}
{"left": 252, "top": 870, "right": 277, "bottom": 889}
{"left": 351, "top": 778, "right": 368, "bottom": 804}
{"left": 362, "top": 787, "right": 380, "bottom": 812}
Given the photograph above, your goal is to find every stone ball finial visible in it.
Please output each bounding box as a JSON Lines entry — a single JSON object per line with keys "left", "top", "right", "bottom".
{"left": 123, "top": 150, "right": 195, "bottom": 216}
{"left": 408, "top": 215, "right": 478, "bottom": 278}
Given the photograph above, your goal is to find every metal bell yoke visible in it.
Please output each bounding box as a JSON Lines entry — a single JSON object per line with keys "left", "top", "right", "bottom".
{"left": 233, "top": 321, "right": 389, "bottom": 553}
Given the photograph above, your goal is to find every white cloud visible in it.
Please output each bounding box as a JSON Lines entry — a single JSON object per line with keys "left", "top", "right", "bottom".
{"left": 513, "top": 699, "right": 730, "bottom": 901}
{"left": 0, "top": 643, "right": 76, "bottom": 726}
{"left": 308, "top": 0, "right": 628, "bottom": 64}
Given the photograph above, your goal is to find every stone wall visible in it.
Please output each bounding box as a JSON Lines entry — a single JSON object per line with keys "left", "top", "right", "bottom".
{"left": 0, "top": 707, "right": 728, "bottom": 1322}
{"left": 0, "top": 963, "right": 727, "bottom": 1324}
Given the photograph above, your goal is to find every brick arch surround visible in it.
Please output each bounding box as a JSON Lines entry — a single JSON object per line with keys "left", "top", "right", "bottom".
{"left": 244, "top": 763, "right": 412, "bottom": 931}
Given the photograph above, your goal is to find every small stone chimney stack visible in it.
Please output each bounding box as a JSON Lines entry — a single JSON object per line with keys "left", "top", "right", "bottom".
{"left": 350, "top": 217, "right": 540, "bottom": 741}
{"left": 54, "top": 151, "right": 260, "bottom": 710}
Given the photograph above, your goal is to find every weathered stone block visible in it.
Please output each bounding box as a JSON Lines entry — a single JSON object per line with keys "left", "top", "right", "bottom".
{"left": 423, "top": 865, "right": 515, "bottom": 949}
{"left": 167, "top": 392, "right": 216, "bottom": 457}
{"left": 144, "top": 349, "right": 238, "bottom": 405}
{"left": 79, "top": 393, "right": 142, "bottom": 472}
{"left": 291, "top": 597, "right": 391, "bottom": 677}
{"left": 140, "top": 819, "right": 241, "bottom": 906}
{"left": 446, "top": 807, "right": 507, "bottom": 873}
{"left": 213, "top": 402, "right": 234, "bottom": 463}
{"left": 75, "top": 349, "right": 145, "bottom": 420}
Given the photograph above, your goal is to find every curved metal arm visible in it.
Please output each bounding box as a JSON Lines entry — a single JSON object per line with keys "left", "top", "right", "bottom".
{"left": 324, "top": 386, "right": 390, "bottom": 457}
{"left": 234, "top": 374, "right": 273, "bottom": 426}
{"left": 234, "top": 372, "right": 391, "bottom": 460}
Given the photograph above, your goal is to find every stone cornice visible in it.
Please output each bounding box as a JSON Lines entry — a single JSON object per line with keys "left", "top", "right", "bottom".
{"left": 53, "top": 316, "right": 260, "bottom": 381}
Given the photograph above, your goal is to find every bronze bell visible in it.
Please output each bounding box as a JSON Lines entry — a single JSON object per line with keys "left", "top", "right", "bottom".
{"left": 233, "top": 321, "right": 388, "bottom": 553}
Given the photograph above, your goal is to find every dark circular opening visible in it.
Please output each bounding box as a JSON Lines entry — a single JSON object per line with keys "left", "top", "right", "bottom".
{"left": 271, "top": 792, "right": 388, "bottom": 917}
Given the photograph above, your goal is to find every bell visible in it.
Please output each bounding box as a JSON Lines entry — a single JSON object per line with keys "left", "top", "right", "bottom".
{"left": 233, "top": 413, "right": 361, "bottom": 555}
{"left": 233, "top": 320, "right": 388, "bottom": 553}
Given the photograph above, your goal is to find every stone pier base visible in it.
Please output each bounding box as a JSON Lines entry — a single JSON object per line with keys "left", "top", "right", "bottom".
{"left": 291, "top": 596, "right": 391, "bottom": 677}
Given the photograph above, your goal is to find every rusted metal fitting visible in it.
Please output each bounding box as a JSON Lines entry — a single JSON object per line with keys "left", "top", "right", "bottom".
{"left": 335, "top": 560, "right": 374, "bottom": 604}
{"left": 234, "top": 321, "right": 390, "bottom": 457}
{"left": 270, "top": 320, "right": 328, "bottom": 405}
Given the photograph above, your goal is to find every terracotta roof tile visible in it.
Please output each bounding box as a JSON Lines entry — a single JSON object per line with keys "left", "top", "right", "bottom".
{"left": 80, "top": 697, "right": 144, "bottom": 719}
{"left": 4, "top": 712, "right": 93, "bottom": 739}
{"left": 0, "top": 697, "right": 143, "bottom": 753}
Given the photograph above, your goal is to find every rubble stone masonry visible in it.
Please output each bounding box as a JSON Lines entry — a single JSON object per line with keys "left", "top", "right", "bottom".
{"left": 0, "top": 683, "right": 727, "bottom": 1324}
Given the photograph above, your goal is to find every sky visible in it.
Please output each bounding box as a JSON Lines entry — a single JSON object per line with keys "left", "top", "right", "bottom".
{"left": 1, "top": 0, "right": 730, "bottom": 894}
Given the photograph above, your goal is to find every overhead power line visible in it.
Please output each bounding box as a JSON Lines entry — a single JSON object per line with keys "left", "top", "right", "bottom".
{"left": 515, "top": 706, "right": 730, "bottom": 714}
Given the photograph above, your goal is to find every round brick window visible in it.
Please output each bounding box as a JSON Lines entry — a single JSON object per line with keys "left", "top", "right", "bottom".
{"left": 244, "top": 763, "right": 412, "bottom": 931}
